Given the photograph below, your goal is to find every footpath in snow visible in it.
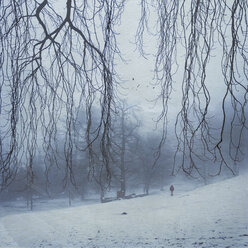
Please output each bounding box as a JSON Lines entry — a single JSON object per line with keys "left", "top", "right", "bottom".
{"left": 0, "top": 174, "right": 247, "bottom": 248}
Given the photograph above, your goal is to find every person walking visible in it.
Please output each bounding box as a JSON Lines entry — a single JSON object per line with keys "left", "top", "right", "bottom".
{"left": 170, "top": 185, "right": 174, "bottom": 196}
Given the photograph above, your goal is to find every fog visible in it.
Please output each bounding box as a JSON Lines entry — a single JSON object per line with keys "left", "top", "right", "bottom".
{"left": 0, "top": 0, "right": 247, "bottom": 215}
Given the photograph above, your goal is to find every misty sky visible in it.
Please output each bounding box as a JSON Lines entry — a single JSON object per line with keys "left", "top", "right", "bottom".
{"left": 115, "top": 0, "right": 229, "bottom": 132}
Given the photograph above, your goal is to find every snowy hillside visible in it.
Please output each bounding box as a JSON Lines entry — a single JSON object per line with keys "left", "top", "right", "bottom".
{"left": 0, "top": 174, "right": 247, "bottom": 248}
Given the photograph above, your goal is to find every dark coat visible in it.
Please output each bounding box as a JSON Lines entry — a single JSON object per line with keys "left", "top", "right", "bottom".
{"left": 170, "top": 185, "right": 174, "bottom": 191}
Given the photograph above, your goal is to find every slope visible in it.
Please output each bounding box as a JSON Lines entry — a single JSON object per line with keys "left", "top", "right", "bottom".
{"left": 0, "top": 174, "right": 247, "bottom": 248}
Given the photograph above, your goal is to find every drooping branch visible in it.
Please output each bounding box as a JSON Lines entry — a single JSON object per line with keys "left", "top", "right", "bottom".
{"left": 0, "top": 0, "right": 125, "bottom": 189}
{"left": 137, "top": 0, "right": 248, "bottom": 175}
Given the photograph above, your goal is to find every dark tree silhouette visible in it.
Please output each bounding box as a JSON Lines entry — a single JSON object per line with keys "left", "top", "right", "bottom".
{"left": 0, "top": 0, "right": 247, "bottom": 190}
{"left": 137, "top": 0, "right": 248, "bottom": 176}
{"left": 0, "top": 0, "right": 125, "bottom": 189}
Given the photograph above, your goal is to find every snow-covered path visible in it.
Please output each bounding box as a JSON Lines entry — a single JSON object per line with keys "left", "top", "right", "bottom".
{"left": 0, "top": 174, "right": 247, "bottom": 248}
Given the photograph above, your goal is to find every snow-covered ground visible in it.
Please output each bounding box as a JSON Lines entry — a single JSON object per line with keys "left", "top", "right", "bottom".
{"left": 0, "top": 174, "right": 247, "bottom": 248}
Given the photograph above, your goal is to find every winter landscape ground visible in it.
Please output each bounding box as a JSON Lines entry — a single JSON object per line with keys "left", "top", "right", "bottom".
{"left": 0, "top": 174, "right": 247, "bottom": 248}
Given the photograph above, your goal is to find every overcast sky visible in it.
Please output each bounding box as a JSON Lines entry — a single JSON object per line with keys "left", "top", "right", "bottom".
{"left": 115, "top": 1, "right": 228, "bottom": 132}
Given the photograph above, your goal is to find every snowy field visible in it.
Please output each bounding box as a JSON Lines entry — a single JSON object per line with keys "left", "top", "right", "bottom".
{"left": 0, "top": 174, "right": 247, "bottom": 248}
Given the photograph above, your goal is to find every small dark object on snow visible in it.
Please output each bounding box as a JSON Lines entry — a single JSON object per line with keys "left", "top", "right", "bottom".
{"left": 121, "top": 212, "right": 127, "bottom": 215}
{"left": 117, "top": 190, "right": 124, "bottom": 199}
{"left": 125, "top": 193, "right": 136, "bottom": 199}
{"left": 170, "top": 185, "right": 174, "bottom": 196}
{"left": 239, "top": 234, "right": 248, "bottom": 237}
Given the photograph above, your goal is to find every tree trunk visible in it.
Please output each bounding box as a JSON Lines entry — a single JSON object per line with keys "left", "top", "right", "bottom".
{"left": 68, "top": 190, "right": 72, "bottom": 207}
{"left": 100, "top": 187, "right": 105, "bottom": 203}
{"left": 120, "top": 109, "right": 126, "bottom": 198}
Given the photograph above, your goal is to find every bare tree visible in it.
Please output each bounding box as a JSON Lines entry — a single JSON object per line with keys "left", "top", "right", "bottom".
{"left": 111, "top": 100, "right": 140, "bottom": 198}
{"left": 136, "top": 0, "right": 248, "bottom": 175}
{"left": 0, "top": 0, "right": 125, "bottom": 189}
{"left": 1, "top": 0, "right": 247, "bottom": 191}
